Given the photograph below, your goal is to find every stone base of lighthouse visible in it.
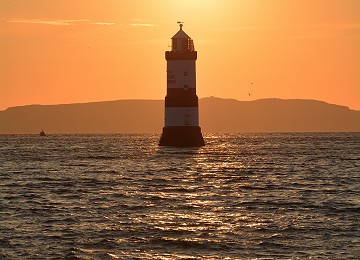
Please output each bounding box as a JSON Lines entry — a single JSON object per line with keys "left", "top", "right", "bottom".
{"left": 159, "top": 126, "right": 205, "bottom": 147}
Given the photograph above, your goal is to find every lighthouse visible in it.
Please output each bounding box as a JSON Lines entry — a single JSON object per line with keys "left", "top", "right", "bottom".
{"left": 159, "top": 23, "right": 205, "bottom": 147}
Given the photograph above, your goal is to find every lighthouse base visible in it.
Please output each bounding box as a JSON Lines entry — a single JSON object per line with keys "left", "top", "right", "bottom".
{"left": 159, "top": 126, "right": 205, "bottom": 147}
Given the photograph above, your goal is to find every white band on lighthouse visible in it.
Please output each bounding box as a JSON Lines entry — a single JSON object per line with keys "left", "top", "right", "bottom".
{"left": 165, "top": 107, "right": 199, "bottom": 127}
{"left": 167, "top": 60, "right": 196, "bottom": 89}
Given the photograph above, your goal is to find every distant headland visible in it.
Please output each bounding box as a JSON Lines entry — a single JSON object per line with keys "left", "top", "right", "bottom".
{"left": 0, "top": 97, "right": 359, "bottom": 134}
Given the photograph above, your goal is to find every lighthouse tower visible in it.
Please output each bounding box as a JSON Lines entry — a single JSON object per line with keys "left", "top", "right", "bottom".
{"left": 159, "top": 23, "right": 205, "bottom": 147}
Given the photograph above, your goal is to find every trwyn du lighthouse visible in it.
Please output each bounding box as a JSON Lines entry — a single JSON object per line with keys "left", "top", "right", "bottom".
{"left": 159, "top": 23, "right": 205, "bottom": 147}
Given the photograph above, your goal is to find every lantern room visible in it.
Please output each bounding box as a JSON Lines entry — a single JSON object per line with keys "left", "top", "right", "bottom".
{"left": 171, "top": 23, "right": 195, "bottom": 53}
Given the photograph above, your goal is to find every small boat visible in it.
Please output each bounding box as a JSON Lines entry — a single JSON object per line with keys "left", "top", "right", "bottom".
{"left": 40, "top": 130, "right": 46, "bottom": 136}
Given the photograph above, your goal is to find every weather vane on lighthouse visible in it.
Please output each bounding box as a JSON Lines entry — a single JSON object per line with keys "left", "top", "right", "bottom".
{"left": 159, "top": 23, "right": 205, "bottom": 147}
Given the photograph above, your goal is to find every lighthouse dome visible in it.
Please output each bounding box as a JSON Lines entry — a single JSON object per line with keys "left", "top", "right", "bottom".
{"left": 170, "top": 24, "right": 195, "bottom": 53}
{"left": 172, "top": 27, "right": 190, "bottom": 39}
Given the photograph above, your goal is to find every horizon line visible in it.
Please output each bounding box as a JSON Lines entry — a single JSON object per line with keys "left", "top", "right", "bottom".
{"left": 1, "top": 97, "right": 357, "bottom": 112}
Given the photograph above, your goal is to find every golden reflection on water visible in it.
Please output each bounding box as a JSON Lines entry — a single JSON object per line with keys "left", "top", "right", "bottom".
{"left": 140, "top": 145, "right": 267, "bottom": 247}
{"left": 151, "top": 134, "right": 283, "bottom": 251}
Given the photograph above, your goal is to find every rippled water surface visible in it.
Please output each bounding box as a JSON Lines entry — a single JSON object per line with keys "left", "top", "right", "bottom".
{"left": 0, "top": 133, "right": 359, "bottom": 259}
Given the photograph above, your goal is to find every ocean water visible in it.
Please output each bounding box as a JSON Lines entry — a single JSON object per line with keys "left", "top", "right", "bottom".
{"left": 0, "top": 133, "right": 359, "bottom": 259}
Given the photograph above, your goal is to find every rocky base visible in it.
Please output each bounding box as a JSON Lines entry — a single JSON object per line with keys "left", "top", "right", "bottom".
{"left": 159, "top": 126, "right": 205, "bottom": 147}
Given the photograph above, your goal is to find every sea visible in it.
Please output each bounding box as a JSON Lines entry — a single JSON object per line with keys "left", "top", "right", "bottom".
{"left": 0, "top": 133, "right": 359, "bottom": 259}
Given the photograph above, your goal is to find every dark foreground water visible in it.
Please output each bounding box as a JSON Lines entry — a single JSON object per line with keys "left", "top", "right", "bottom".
{"left": 0, "top": 133, "right": 359, "bottom": 259}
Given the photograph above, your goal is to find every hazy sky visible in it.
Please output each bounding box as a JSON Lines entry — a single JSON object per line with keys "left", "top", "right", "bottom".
{"left": 1, "top": 0, "right": 359, "bottom": 110}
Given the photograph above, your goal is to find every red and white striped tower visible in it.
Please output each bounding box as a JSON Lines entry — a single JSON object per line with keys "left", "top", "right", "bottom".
{"left": 159, "top": 23, "right": 205, "bottom": 147}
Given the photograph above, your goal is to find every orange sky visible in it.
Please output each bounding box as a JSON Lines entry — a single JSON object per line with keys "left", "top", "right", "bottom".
{"left": 1, "top": 0, "right": 359, "bottom": 111}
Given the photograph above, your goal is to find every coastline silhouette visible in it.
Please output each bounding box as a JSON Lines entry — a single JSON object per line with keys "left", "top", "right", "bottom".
{"left": 1, "top": 97, "right": 359, "bottom": 134}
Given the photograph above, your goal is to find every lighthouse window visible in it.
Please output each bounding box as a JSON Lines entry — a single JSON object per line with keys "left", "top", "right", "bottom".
{"left": 172, "top": 39, "right": 177, "bottom": 50}
{"left": 184, "top": 71, "right": 188, "bottom": 76}
{"left": 182, "top": 39, "right": 188, "bottom": 51}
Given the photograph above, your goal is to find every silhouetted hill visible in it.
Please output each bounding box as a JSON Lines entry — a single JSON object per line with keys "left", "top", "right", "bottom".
{"left": 0, "top": 98, "right": 359, "bottom": 133}
{"left": 201, "top": 97, "right": 359, "bottom": 132}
